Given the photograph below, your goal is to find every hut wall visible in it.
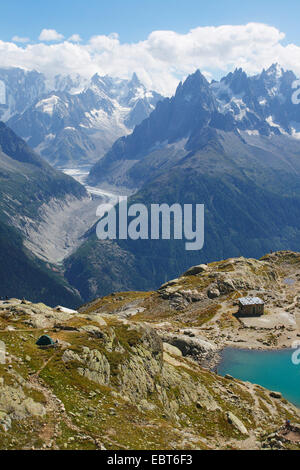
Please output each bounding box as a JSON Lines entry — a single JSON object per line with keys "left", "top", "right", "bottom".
{"left": 238, "top": 303, "right": 264, "bottom": 317}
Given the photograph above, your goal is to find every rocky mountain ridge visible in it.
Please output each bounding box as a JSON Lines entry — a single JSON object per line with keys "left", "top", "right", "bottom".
{"left": 89, "top": 64, "right": 300, "bottom": 188}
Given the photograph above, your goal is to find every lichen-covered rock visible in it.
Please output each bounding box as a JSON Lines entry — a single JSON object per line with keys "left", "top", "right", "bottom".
{"left": 163, "top": 343, "right": 182, "bottom": 357}
{"left": 62, "top": 349, "right": 83, "bottom": 364}
{"left": 0, "top": 384, "right": 46, "bottom": 422}
{"left": 207, "top": 287, "right": 220, "bottom": 299}
{"left": 78, "top": 348, "right": 111, "bottom": 386}
{"left": 79, "top": 325, "right": 104, "bottom": 337}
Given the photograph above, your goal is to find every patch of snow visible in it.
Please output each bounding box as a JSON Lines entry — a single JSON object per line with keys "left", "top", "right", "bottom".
{"left": 211, "top": 81, "right": 248, "bottom": 119}
{"left": 266, "top": 115, "right": 287, "bottom": 135}
{"left": 290, "top": 121, "right": 300, "bottom": 139}
{"left": 55, "top": 306, "right": 78, "bottom": 313}
{"left": 266, "top": 63, "right": 283, "bottom": 79}
{"left": 36, "top": 95, "right": 61, "bottom": 116}
{"left": 45, "top": 133, "right": 55, "bottom": 141}
{"left": 83, "top": 100, "right": 131, "bottom": 134}
{"left": 258, "top": 97, "right": 267, "bottom": 106}
{"left": 231, "top": 97, "right": 248, "bottom": 120}
{"left": 0, "top": 80, "right": 6, "bottom": 104}
{"left": 245, "top": 130, "right": 259, "bottom": 136}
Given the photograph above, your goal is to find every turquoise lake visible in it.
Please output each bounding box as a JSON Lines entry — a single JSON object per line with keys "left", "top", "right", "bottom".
{"left": 218, "top": 348, "right": 300, "bottom": 408}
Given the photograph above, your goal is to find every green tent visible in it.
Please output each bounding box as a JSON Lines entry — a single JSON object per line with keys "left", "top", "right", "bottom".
{"left": 36, "top": 335, "right": 55, "bottom": 346}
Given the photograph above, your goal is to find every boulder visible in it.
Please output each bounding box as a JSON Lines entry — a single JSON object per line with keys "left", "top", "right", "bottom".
{"left": 217, "top": 278, "right": 235, "bottom": 294}
{"left": 183, "top": 265, "right": 208, "bottom": 276}
{"left": 163, "top": 343, "right": 183, "bottom": 357}
{"left": 159, "top": 279, "right": 180, "bottom": 289}
{"left": 62, "top": 349, "right": 83, "bottom": 364}
{"left": 179, "top": 289, "right": 204, "bottom": 302}
{"left": 226, "top": 411, "right": 249, "bottom": 435}
{"left": 79, "top": 325, "right": 104, "bottom": 338}
{"left": 225, "top": 374, "right": 234, "bottom": 380}
{"left": 0, "top": 412, "right": 11, "bottom": 432}
{"left": 160, "top": 333, "right": 217, "bottom": 363}
{"left": 207, "top": 287, "right": 220, "bottom": 299}
{"left": 23, "top": 398, "right": 46, "bottom": 417}
{"left": 270, "top": 391, "right": 282, "bottom": 399}
{"left": 163, "top": 352, "right": 182, "bottom": 367}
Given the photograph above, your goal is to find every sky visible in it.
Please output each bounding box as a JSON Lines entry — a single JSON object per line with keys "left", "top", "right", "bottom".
{"left": 1, "top": 0, "right": 300, "bottom": 95}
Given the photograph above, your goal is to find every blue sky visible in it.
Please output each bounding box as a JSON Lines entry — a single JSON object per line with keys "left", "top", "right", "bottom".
{"left": 0, "top": 0, "right": 299, "bottom": 44}
{"left": 0, "top": 1, "right": 300, "bottom": 95}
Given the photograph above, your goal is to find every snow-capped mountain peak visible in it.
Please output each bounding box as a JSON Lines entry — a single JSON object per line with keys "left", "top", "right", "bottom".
{"left": 2, "top": 67, "right": 163, "bottom": 168}
{"left": 264, "top": 63, "right": 284, "bottom": 79}
{"left": 209, "top": 63, "right": 300, "bottom": 136}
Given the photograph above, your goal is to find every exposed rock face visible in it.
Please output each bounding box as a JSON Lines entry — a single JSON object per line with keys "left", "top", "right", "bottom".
{"left": 0, "top": 301, "right": 75, "bottom": 329}
{"left": 158, "top": 283, "right": 205, "bottom": 310}
{"left": 160, "top": 332, "right": 218, "bottom": 368}
{"left": 89, "top": 65, "right": 300, "bottom": 189}
{"left": 0, "top": 383, "right": 46, "bottom": 431}
{"left": 78, "top": 348, "right": 111, "bottom": 386}
{"left": 207, "top": 287, "right": 221, "bottom": 299}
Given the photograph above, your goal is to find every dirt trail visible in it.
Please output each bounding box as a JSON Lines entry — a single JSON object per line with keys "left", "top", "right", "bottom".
{"left": 27, "top": 370, "right": 127, "bottom": 450}
{"left": 33, "top": 350, "right": 60, "bottom": 378}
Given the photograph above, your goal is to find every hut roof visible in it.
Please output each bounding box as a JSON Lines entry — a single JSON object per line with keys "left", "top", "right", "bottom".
{"left": 238, "top": 297, "right": 264, "bottom": 306}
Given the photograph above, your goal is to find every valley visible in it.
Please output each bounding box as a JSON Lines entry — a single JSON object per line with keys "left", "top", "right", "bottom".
{"left": 25, "top": 165, "right": 123, "bottom": 265}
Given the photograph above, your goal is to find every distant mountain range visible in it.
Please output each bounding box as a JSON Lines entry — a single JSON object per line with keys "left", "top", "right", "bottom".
{"left": 63, "top": 64, "right": 300, "bottom": 301}
{"left": 0, "top": 67, "right": 163, "bottom": 168}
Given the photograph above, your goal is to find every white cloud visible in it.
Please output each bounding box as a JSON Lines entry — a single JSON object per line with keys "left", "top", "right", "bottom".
{"left": 68, "top": 34, "right": 82, "bottom": 43}
{"left": 39, "top": 29, "right": 64, "bottom": 42}
{"left": 12, "top": 36, "right": 30, "bottom": 43}
{"left": 0, "top": 23, "right": 300, "bottom": 95}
